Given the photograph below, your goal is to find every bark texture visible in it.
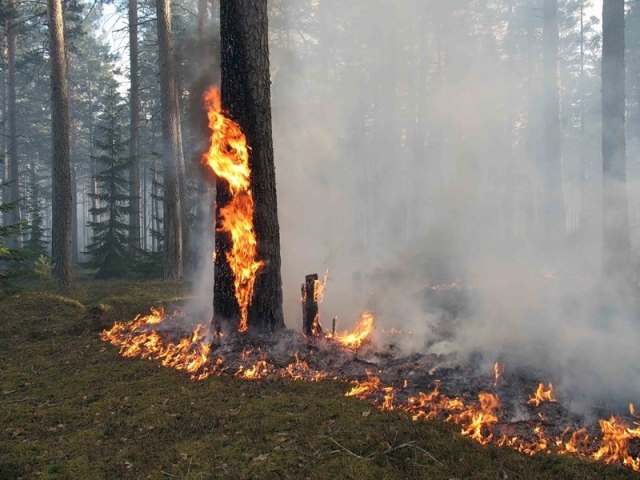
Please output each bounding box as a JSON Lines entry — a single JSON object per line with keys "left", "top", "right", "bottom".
{"left": 217, "top": 0, "right": 285, "bottom": 332}
{"left": 602, "top": 0, "right": 631, "bottom": 281}
{"left": 156, "top": 0, "right": 186, "bottom": 279}
{"left": 6, "top": 0, "right": 19, "bottom": 247}
{"left": 542, "top": 0, "right": 565, "bottom": 243}
{"left": 129, "top": 0, "right": 141, "bottom": 251}
{"left": 48, "top": 0, "right": 73, "bottom": 285}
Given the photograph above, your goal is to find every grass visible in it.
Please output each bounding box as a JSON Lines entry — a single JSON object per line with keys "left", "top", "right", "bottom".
{"left": 0, "top": 278, "right": 638, "bottom": 480}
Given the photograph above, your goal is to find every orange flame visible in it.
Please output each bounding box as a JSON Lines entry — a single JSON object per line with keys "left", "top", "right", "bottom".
{"left": 202, "top": 87, "right": 263, "bottom": 333}
{"left": 332, "top": 312, "right": 375, "bottom": 350}
{"left": 591, "top": 411, "right": 640, "bottom": 470}
{"left": 100, "top": 308, "right": 220, "bottom": 380}
{"left": 527, "top": 383, "right": 556, "bottom": 407}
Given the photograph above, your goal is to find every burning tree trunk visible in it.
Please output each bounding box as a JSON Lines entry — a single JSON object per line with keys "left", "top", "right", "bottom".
{"left": 216, "top": 0, "right": 284, "bottom": 332}
{"left": 602, "top": 0, "right": 631, "bottom": 282}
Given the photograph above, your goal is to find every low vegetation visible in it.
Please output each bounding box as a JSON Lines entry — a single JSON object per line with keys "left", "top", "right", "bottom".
{"left": 0, "top": 279, "right": 637, "bottom": 480}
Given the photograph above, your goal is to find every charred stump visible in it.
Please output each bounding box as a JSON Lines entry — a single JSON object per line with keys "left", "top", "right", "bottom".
{"left": 302, "top": 273, "right": 322, "bottom": 338}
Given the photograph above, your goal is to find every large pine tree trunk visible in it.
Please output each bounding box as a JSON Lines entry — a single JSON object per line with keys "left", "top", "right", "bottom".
{"left": 129, "top": 0, "right": 141, "bottom": 252}
{"left": 602, "top": 0, "right": 631, "bottom": 281}
{"left": 542, "top": 0, "right": 565, "bottom": 246}
{"left": 48, "top": 0, "right": 73, "bottom": 285}
{"left": 6, "top": 0, "right": 19, "bottom": 247}
{"left": 217, "top": 0, "right": 284, "bottom": 332}
{"left": 156, "top": 0, "right": 186, "bottom": 279}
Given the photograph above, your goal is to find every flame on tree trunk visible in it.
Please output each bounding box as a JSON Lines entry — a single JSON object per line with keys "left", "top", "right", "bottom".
{"left": 215, "top": 0, "right": 284, "bottom": 332}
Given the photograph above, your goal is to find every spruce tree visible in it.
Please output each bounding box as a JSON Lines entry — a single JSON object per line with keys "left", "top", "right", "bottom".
{"left": 84, "top": 86, "right": 134, "bottom": 279}
{"left": 0, "top": 172, "right": 29, "bottom": 288}
{"left": 24, "top": 164, "right": 48, "bottom": 258}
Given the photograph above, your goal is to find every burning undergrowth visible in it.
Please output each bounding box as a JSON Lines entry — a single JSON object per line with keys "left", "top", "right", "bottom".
{"left": 101, "top": 306, "right": 640, "bottom": 474}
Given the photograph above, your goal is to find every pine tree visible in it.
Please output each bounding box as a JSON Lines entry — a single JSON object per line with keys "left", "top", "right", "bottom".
{"left": 24, "top": 163, "right": 48, "bottom": 258}
{"left": 84, "top": 86, "right": 134, "bottom": 279}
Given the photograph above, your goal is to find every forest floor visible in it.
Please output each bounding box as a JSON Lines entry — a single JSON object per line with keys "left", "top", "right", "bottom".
{"left": 0, "top": 277, "right": 638, "bottom": 480}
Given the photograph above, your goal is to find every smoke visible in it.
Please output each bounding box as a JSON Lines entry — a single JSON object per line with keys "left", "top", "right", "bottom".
{"left": 264, "top": 0, "right": 640, "bottom": 412}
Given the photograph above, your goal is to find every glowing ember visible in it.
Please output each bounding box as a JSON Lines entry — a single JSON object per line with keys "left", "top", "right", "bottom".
{"left": 528, "top": 382, "right": 557, "bottom": 407}
{"left": 331, "top": 312, "right": 375, "bottom": 350}
{"left": 100, "top": 308, "right": 218, "bottom": 380}
{"left": 202, "top": 87, "right": 263, "bottom": 333}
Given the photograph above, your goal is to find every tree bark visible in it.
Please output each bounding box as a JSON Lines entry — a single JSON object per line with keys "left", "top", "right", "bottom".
{"left": 542, "top": 0, "right": 565, "bottom": 244}
{"left": 156, "top": 0, "right": 186, "bottom": 279}
{"left": 48, "top": 0, "right": 73, "bottom": 285}
{"left": 129, "top": 0, "right": 141, "bottom": 252}
{"left": 217, "top": 0, "right": 284, "bottom": 332}
{"left": 602, "top": 0, "right": 631, "bottom": 281}
{"left": 6, "top": 0, "right": 19, "bottom": 247}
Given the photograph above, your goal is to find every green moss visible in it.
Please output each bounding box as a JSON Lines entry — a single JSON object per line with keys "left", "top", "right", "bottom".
{"left": 0, "top": 279, "right": 638, "bottom": 479}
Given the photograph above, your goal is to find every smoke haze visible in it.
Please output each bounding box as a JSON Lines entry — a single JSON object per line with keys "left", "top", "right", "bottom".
{"left": 260, "top": 0, "right": 640, "bottom": 412}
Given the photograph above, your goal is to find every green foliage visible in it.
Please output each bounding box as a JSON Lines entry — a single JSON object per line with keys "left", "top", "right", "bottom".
{"left": 33, "top": 254, "right": 53, "bottom": 282}
{"left": 84, "top": 86, "right": 135, "bottom": 279}
{"left": 24, "top": 165, "right": 49, "bottom": 258}
{"left": 0, "top": 179, "right": 32, "bottom": 289}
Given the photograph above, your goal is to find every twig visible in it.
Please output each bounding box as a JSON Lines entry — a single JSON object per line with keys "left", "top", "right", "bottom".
{"left": 160, "top": 471, "right": 177, "bottom": 477}
{"left": 379, "top": 442, "right": 445, "bottom": 467}
{"left": 321, "top": 436, "right": 364, "bottom": 459}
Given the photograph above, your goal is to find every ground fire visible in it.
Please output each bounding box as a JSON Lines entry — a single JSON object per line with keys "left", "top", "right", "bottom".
{"left": 99, "top": 87, "right": 640, "bottom": 475}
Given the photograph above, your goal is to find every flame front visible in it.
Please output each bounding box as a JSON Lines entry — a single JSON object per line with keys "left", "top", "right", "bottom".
{"left": 202, "top": 87, "right": 263, "bottom": 333}
{"left": 332, "top": 312, "right": 375, "bottom": 350}
{"left": 528, "top": 382, "right": 556, "bottom": 407}
{"left": 100, "top": 308, "right": 217, "bottom": 380}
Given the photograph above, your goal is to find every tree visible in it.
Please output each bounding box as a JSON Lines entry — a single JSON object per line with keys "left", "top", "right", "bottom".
{"left": 24, "top": 163, "right": 48, "bottom": 258}
{"left": 216, "top": 0, "right": 284, "bottom": 332}
{"left": 543, "top": 0, "right": 565, "bottom": 244}
{"left": 48, "top": 0, "right": 73, "bottom": 285}
{"left": 155, "top": 0, "right": 186, "bottom": 279}
{"left": 4, "top": 0, "right": 19, "bottom": 249}
{"left": 601, "top": 0, "right": 631, "bottom": 281}
{"left": 84, "top": 86, "right": 134, "bottom": 279}
{"left": 129, "top": 0, "right": 141, "bottom": 252}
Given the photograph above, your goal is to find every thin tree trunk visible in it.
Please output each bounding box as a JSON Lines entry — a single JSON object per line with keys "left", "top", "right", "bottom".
{"left": 542, "top": 0, "right": 565, "bottom": 244}
{"left": 129, "top": 0, "right": 141, "bottom": 252}
{"left": 217, "top": 0, "right": 284, "bottom": 331}
{"left": 602, "top": 0, "right": 631, "bottom": 281}
{"left": 156, "top": 0, "right": 185, "bottom": 278}
{"left": 48, "top": 0, "right": 73, "bottom": 285}
{"left": 1, "top": 20, "right": 8, "bottom": 229}
{"left": 6, "top": 0, "right": 19, "bottom": 246}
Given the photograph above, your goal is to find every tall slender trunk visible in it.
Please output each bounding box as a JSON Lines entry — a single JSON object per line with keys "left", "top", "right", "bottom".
{"left": 1, "top": 22, "right": 8, "bottom": 228}
{"left": 602, "top": 0, "right": 631, "bottom": 281}
{"left": 217, "top": 0, "right": 284, "bottom": 331}
{"left": 48, "top": 0, "right": 73, "bottom": 285}
{"left": 579, "top": 0, "right": 588, "bottom": 232}
{"left": 156, "top": 0, "right": 186, "bottom": 278}
{"left": 129, "top": 0, "right": 141, "bottom": 252}
{"left": 542, "top": 0, "right": 565, "bottom": 244}
{"left": 6, "top": 0, "right": 19, "bottom": 246}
